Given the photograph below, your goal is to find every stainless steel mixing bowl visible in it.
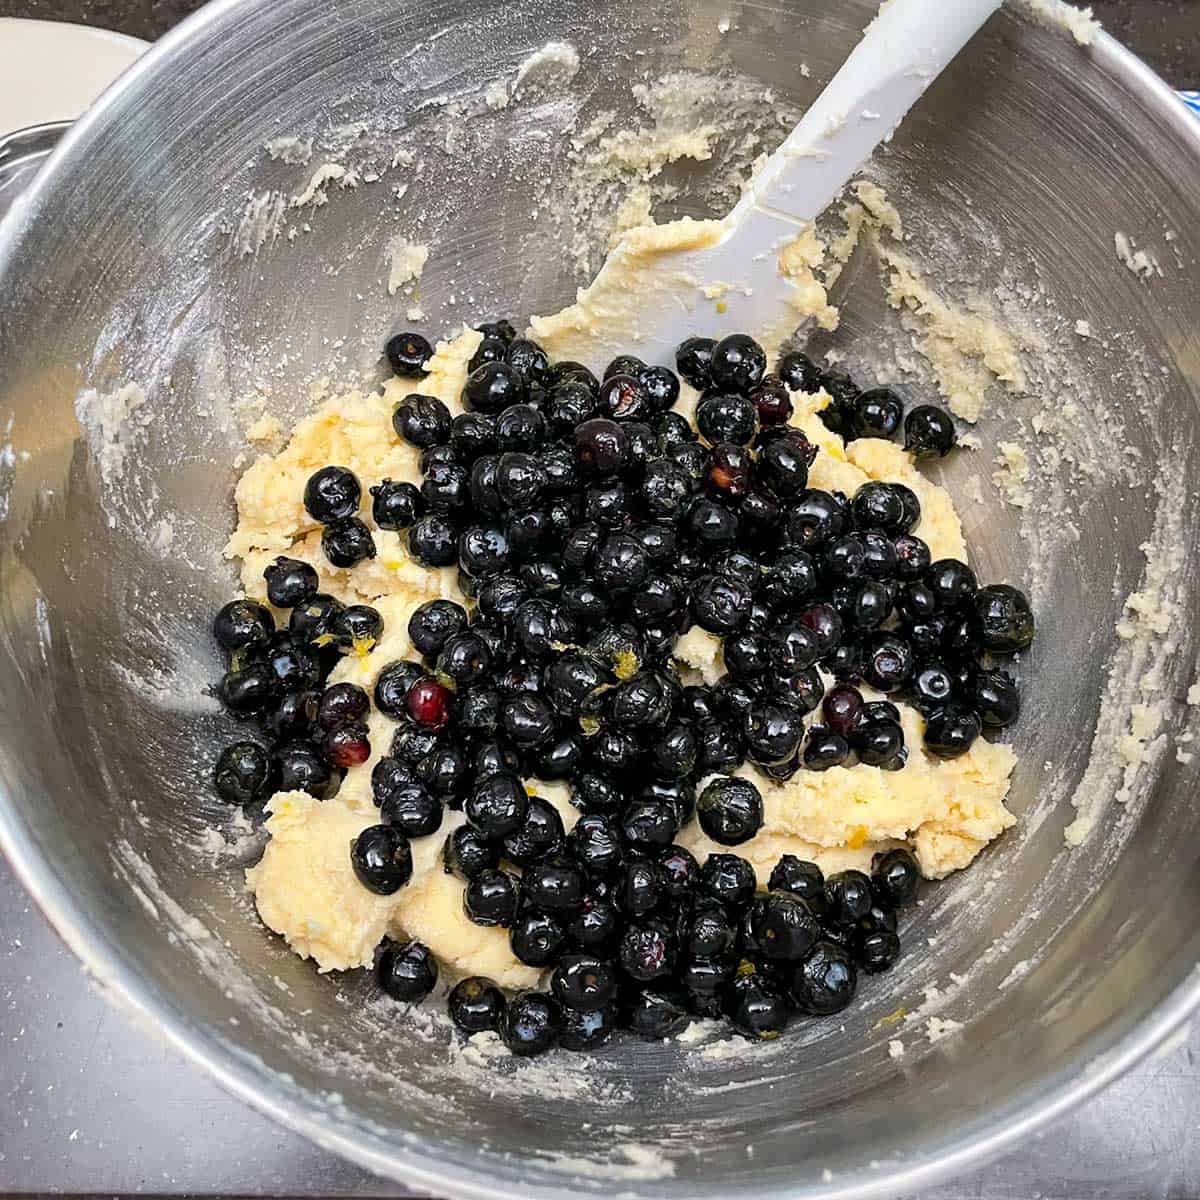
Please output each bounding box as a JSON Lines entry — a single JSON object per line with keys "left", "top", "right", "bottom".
{"left": 1, "top": 1, "right": 1199, "bottom": 1196}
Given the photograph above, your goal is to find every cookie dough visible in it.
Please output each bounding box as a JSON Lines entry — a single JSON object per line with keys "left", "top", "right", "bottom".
{"left": 231, "top": 222, "right": 1015, "bottom": 985}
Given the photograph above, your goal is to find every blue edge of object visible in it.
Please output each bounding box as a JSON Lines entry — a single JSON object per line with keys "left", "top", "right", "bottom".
{"left": 1181, "top": 91, "right": 1200, "bottom": 117}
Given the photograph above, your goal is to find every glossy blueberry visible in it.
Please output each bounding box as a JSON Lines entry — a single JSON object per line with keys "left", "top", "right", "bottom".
{"left": 351, "top": 825, "right": 412, "bottom": 895}
{"left": 303, "top": 465, "right": 361, "bottom": 524}
{"left": 376, "top": 939, "right": 437, "bottom": 1002}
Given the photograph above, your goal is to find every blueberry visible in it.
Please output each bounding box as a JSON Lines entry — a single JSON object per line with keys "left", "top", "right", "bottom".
{"left": 910, "top": 661, "right": 955, "bottom": 713}
{"left": 638, "top": 364, "right": 681, "bottom": 413}
{"left": 609, "top": 671, "right": 677, "bottom": 729}
{"left": 697, "top": 776, "right": 764, "bottom": 845}
{"left": 371, "top": 479, "right": 424, "bottom": 530}
{"left": 568, "top": 813, "right": 625, "bottom": 877}
{"left": 597, "top": 373, "right": 651, "bottom": 422}
{"left": 756, "top": 429, "right": 813, "bottom": 499}
{"left": 469, "top": 337, "right": 508, "bottom": 374}
{"left": 593, "top": 533, "right": 647, "bottom": 591}
{"left": 385, "top": 331, "right": 434, "bottom": 377}
{"left": 421, "top": 459, "right": 470, "bottom": 513}
{"left": 787, "top": 489, "right": 847, "bottom": 548}
{"left": 759, "top": 548, "right": 819, "bottom": 611}
{"left": 499, "top": 692, "right": 557, "bottom": 749}
{"left": 269, "top": 690, "right": 319, "bottom": 741}
{"left": 351, "top": 825, "right": 412, "bottom": 895}
{"left": 263, "top": 557, "right": 319, "bottom": 609}
{"left": 499, "top": 992, "right": 562, "bottom": 1057}
{"left": 273, "top": 741, "right": 335, "bottom": 798}
{"left": 676, "top": 336, "right": 717, "bottom": 389}
{"left": 322, "top": 720, "right": 372, "bottom": 769}
{"left": 466, "top": 772, "right": 528, "bottom": 838}
{"left": 872, "top": 847, "right": 921, "bottom": 908}
{"left": 743, "top": 704, "right": 805, "bottom": 767}
{"left": 892, "top": 533, "right": 932, "bottom": 582}
{"left": 322, "top": 517, "right": 376, "bottom": 568}
{"left": 535, "top": 734, "right": 584, "bottom": 781}
{"left": 371, "top": 660, "right": 422, "bottom": 720}
{"left": 464, "top": 868, "right": 519, "bottom": 926}
{"left": 752, "top": 891, "right": 821, "bottom": 961}
{"left": 436, "top": 630, "right": 491, "bottom": 687}
{"left": 927, "top": 559, "right": 978, "bottom": 610}
{"left": 570, "top": 771, "right": 623, "bottom": 816}
{"left": 709, "top": 333, "right": 767, "bottom": 394}
{"left": 559, "top": 1004, "right": 616, "bottom": 1051}
{"left": 523, "top": 859, "right": 586, "bottom": 914}
{"left": 776, "top": 350, "right": 823, "bottom": 393}
{"left": 750, "top": 375, "right": 793, "bottom": 425}
{"left": 724, "top": 964, "right": 788, "bottom": 1039}
{"left": 583, "top": 478, "right": 629, "bottom": 528}
{"left": 790, "top": 940, "right": 857, "bottom": 1014}
{"left": 551, "top": 953, "right": 616, "bottom": 1012}
{"left": 574, "top": 417, "right": 630, "bottom": 476}
{"left": 213, "top": 599, "right": 274, "bottom": 653}
{"left": 213, "top": 741, "right": 273, "bottom": 805}
{"left": 857, "top": 929, "right": 902, "bottom": 973}
{"left": 970, "top": 668, "right": 1021, "bottom": 727}
{"left": 392, "top": 393, "right": 451, "bottom": 448}
{"left": 768, "top": 856, "right": 824, "bottom": 906}
{"left": 380, "top": 779, "right": 443, "bottom": 837}
{"left": 376, "top": 939, "right": 437, "bottom": 1002}
{"left": 904, "top": 405, "right": 956, "bottom": 457}
{"left": 621, "top": 799, "right": 680, "bottom": 851}
{"left": 803, "top": 727, "right": 850, "bottom": 770}
{"left": 220, "top": 661, "right": 277, "bottom": 713}
{"left": 510, "top": 909, "right": 567, "bottom": 967}
{"left": 640, "top": 458, "right": 693, "bottom": 518}
{"left": 824, "top": 870, "right": 873, "bottom": 926}
{"left": 448, "top": 976, "right": 505, "bottom": 1033}
{"left": 443, "top": 825, "right": 499, "bottom": 881}
{"left": 691, "top": 572, "right": 753, "bottom": 633}
{"left": 699, "top": 853, "right": 757, "bottom": 910}
{"left": 475, "top": 318, "right": 517, "bottom": 343}
{"left": 862, "top": 632, "right": 915, "bottom": 692}
{"left": 619, "top": 920, "right": 675, "bottom": 981}
{"left": 852, "top": 716, "right": 906, "bottom": 767}
{"left": 923, "top": 705, "right": 982, "bottom": 758}
{"left": 697, "top": 393, "right": 757, "bottom": 445}
{"left": 822, "top": 684, "right": 865, "bottom": 738}
{"left": 973, "top": 583, "right": 1035, "bottom": 652}
{"left": 463, "top": 362, "right": 524, "bottom": 413}
{"left": 852, "top": 387, "right": 903, "bottom": 438}
{"left": 303, "top": 466, "right": 360, "bottom": 524}
{"left": 683, "top": 902, "right": 736, "bottom": 960}
{"left": 646, "top": 723, "right": 696, "bottom": 782}
{"left": 505, "top": 338, "right": 551, "bottom": 386}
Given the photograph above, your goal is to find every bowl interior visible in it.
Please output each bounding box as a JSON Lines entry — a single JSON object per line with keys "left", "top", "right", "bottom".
{"left": 0, "top": 1, "right": 1199, "bottom": 1196}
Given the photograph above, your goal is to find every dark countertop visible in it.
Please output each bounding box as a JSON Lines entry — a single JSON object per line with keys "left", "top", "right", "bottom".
{"left": 0, "top": 0, "right": 1198, "bottom": 85}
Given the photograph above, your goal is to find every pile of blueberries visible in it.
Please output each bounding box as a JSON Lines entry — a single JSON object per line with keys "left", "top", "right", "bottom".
{"left": 208, "top": 322, "right": 1035, "bottom": 1056}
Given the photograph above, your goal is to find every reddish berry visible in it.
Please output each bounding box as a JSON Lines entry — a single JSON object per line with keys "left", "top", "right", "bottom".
{"left": 823, "top": 685, "right": 865, "bottom": 738}
{"left": 407, "top": 678, "right": 453, "bottom": 729}
{"left": 323, "top": 720, "right": 371, "bottom": 768}
{"left": 750, "top": 376, "right": 793, "bottom": 426}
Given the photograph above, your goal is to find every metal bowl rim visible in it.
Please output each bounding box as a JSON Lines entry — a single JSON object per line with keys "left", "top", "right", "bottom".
{"left": 2, "top": 4, "right": 1199, "bottom": 1196}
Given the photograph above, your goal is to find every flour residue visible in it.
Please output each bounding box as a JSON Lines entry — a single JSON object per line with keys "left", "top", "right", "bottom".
{"left": 386, "top": 237, "right": 429, "bottom": 296}
{"left": 1064, "top": 459, "right": 1190, "bottom": 846}
{"left": 73, "top": 382, "right": 148, "bottom": 489}
{"left": 265, "top": 136, "right": 314, "bottom": 165}
{"left": 1016, "top": 0, "right": 1102, "bottom": 45}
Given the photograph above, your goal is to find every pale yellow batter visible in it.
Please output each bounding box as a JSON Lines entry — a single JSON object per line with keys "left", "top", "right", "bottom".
{"left": 231, "top": 218, "right": 1015, "bottom": 982}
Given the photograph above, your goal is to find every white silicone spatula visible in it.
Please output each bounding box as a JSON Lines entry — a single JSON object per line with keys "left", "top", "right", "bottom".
{"left": 536, "top": 0, "right": 1002, "bottom": 370}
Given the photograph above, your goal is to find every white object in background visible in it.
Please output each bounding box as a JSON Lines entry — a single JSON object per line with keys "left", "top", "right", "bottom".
{"left": 574, "top": 0, "right": 1003, "bottom": 369}
{"left": 0, "top": 18, "right": 147, "bottom": 137}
